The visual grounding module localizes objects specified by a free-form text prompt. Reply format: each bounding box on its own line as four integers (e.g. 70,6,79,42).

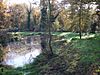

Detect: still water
3,35,42,67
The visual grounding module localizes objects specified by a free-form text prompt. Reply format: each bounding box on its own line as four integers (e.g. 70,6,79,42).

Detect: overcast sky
6,0,39,5
6,0,62,6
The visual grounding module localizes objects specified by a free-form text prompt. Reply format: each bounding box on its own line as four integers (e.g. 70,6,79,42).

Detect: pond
2,35,42,67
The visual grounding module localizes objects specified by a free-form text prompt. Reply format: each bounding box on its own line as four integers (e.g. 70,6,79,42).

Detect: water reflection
4,35,42,67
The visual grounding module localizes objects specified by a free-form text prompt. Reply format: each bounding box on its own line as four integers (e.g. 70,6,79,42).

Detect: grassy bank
0,32,100,75
22,33,100,75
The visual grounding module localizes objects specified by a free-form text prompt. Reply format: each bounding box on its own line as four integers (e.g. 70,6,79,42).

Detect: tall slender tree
78,0,82,39
48,0,54,56
39,0,60,57
25,2,33,31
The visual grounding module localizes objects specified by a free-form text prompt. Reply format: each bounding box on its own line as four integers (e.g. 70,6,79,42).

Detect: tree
48,0,54,56
25,2,33,31
53,0,99,33
0,1,6,29
96,6,100,32
39,6,48,32
0,0,7,64
39,0,48,56
32,7,40,31
8,4,26,31
39,0,61,57
78,0,82,39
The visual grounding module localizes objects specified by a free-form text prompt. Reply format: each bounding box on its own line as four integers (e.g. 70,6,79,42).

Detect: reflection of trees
0,33,10,65
28,54,34,63
26,36,31,44
3,35,41,66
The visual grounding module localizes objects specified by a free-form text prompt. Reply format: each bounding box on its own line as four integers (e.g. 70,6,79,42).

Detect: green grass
0,67,24,75
72,34,100,64
8,32,43,36
72,34,100,52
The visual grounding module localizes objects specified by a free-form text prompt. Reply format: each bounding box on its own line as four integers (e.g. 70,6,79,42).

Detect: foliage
0,1,6,29
0,0,99,32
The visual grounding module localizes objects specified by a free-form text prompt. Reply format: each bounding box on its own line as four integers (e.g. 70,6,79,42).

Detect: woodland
0,0,100,75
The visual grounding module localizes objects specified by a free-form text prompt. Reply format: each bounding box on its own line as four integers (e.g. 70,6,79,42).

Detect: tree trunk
48,0,54,56
27,12,31,31
39,4,48,55
79,0,82,39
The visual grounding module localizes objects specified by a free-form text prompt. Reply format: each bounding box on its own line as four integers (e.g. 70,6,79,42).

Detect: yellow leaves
0,1,9,29
97,12,100,15
0,2,6,8
0,1,6,10
0,2,3,8
95,69,100,73
33,9,40,17
4,12,10,17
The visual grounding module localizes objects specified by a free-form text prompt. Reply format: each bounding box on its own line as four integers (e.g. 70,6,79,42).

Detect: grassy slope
21,32,100,75
72,35,100,63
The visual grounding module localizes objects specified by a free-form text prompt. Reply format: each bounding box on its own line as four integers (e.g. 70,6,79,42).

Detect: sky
6,0,62,6
6,0,39,6
5,0,98,11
